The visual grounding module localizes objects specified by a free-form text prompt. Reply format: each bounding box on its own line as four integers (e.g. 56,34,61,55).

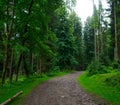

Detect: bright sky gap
74,0,109,22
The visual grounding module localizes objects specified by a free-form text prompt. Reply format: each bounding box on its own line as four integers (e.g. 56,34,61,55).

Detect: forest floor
23,72,109,105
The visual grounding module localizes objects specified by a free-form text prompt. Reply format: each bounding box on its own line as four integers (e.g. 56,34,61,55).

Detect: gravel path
23,72,109,105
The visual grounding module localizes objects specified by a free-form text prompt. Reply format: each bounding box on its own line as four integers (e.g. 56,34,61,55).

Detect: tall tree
113,0,119,62
83,17,94,64
2,0,16,84
54,6,77,70
107,0,120,62
92,0,97,60
69,12,84,70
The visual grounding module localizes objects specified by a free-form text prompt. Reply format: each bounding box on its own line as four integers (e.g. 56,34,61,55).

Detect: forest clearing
0,0,120,105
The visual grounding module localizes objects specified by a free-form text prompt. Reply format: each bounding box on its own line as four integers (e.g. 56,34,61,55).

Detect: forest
0,0,120,105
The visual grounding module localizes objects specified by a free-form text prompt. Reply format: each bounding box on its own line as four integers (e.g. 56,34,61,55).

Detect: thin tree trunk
2,45,9,84
39,58,42,77
99,0,103,58
37,56,39,73
23,54,29,77
9,48,14,83
32,53,34,73
2,0,15,84
100,26,103,53
2,5,9,84
97,34,100,61
15,54,22,82
114,0,118,62
93,0,97,60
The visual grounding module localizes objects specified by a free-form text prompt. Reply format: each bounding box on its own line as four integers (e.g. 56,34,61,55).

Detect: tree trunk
15,54,22,82
9,48,14,83
2,45,9,84
37,56,39,73
2,0,15,84
1,91,23,105
98,0,102,61
39,58,42,77
93,0,97,60
32,53,34,73
15,0,34,81
23,54,29,77
97,34,100,61
114,0,119,62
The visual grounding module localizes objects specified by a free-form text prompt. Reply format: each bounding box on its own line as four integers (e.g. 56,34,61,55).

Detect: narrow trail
23,72,109,105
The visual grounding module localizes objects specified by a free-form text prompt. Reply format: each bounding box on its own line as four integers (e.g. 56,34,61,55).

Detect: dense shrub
112,62,120,69
87,60,108,76
46,66,60,77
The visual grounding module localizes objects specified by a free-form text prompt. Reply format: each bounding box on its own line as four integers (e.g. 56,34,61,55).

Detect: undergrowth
0,71,70,105
78,70,120,105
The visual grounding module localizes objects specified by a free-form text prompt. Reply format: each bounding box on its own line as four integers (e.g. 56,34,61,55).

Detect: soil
23,72,110,105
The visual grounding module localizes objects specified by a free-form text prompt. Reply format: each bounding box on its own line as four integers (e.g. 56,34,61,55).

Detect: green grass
78,72,120,105
0,71,70,105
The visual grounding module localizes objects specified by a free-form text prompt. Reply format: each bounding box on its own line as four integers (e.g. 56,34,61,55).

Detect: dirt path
23,72,109,105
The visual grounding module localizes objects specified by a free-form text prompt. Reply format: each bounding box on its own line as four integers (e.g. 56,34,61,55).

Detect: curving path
23,72,109,105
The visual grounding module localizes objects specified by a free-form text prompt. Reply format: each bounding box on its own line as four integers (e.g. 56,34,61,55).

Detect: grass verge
78,72,120,105
0,71,70,105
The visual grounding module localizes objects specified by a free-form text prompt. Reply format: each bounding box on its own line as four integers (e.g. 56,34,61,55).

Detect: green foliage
105,72,120,90
46,69,70,77
78,72,120,105
47,66,60,77
107,0,120,62
52,6,78,70
112,61,120,69
69,12,85,70
51,66,60,72
0,71,69,105
83,17,94,64
0,76,49,105
56,31,77,70
87,60,108,76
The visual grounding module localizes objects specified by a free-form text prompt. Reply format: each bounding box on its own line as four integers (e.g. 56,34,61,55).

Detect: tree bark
98,0,103,61
15,54,23,82
37,56,39,73
93,0,97,60
1,91,23,105
114,0,119,62
40,58,42,76
2,0,15,84
23,54,29,77
32,53,34,73
9,48,14,83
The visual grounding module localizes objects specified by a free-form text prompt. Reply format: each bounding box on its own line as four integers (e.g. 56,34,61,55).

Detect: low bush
87,60,108,76
112,61,120,69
